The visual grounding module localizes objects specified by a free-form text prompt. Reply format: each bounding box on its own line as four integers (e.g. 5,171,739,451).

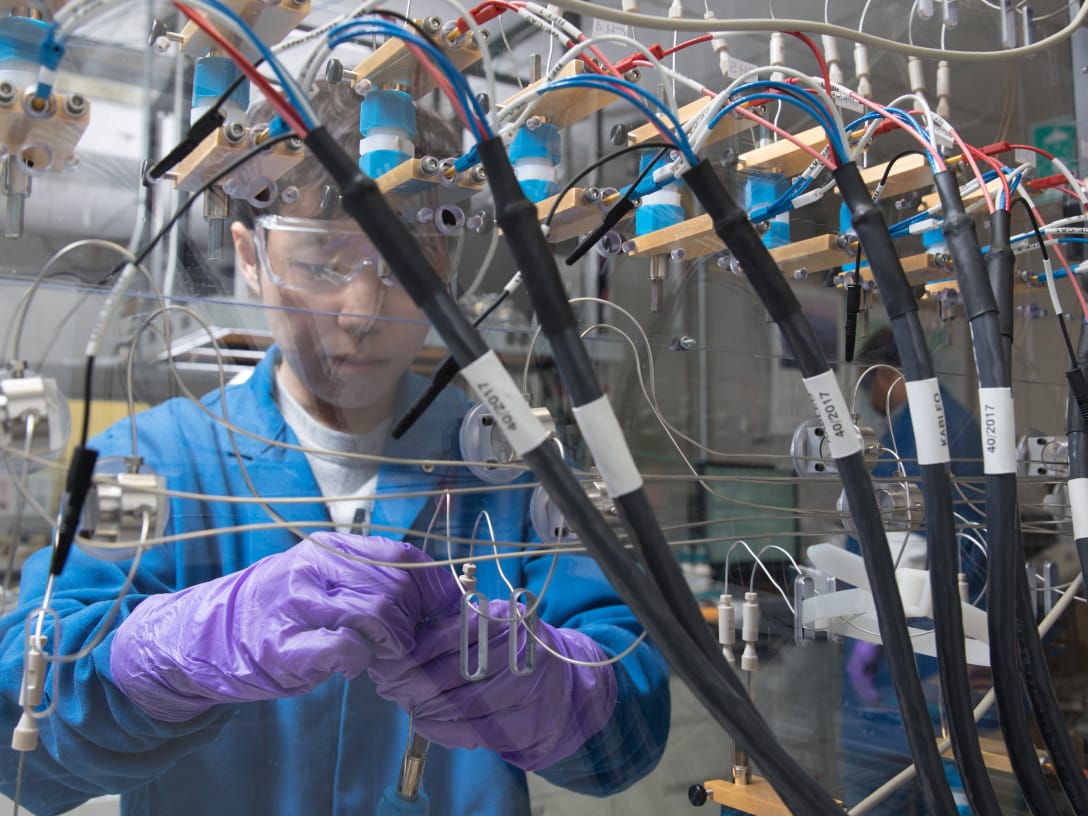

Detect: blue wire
544,75,698,165
185,0,317,130
328,19,492,141
707,88,847,162
722,80,847,159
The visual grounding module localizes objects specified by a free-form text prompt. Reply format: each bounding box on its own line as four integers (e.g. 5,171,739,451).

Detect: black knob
688,784,709,806
609,123,630,146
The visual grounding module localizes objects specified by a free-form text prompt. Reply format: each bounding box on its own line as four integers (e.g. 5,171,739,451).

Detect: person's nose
336,273,387,336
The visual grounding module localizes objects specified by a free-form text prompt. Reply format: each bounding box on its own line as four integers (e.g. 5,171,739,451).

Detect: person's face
232,215,433,420
866,367,904,416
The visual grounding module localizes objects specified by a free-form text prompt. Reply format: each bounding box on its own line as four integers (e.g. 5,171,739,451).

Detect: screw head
688,784,709,806
223,122,246,144
0,81,16,105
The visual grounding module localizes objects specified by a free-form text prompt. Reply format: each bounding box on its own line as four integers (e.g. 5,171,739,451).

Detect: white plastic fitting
742,591,760,643
854,44,872,98
822,36,844,85
908,56,926,97
936,60,951,119
621,0,639,12
769,32,785,84
719,593,736,663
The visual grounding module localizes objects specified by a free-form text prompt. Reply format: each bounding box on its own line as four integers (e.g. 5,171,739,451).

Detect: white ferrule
908,57,926,96
742,591,760,643
719,594,735,646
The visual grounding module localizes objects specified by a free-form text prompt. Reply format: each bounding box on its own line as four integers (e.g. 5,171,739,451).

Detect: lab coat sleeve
522,550,670,796
0,415,232,814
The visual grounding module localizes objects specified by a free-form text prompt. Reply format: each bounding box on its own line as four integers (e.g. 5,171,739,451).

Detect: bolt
672,335,696,350
420,155,439,175
284,137,303,153
621,239,637,254
793,267,808,280
469,165,487,184
64,155,80,170
424,16,442,34
624,68,641,83
581,187,601,204
421,463,435,474
0,81,15,105
526,115,543,131
416,207,434,223
223,122,246,144
352,78,371,96
280,186,300,204
609,123,630,146
670,247,686,261
64,94,87,117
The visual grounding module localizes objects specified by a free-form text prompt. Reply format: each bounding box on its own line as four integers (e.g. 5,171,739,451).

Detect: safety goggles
253,215,395,293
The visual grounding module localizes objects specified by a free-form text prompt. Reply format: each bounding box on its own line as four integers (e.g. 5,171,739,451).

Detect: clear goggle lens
254,215,394,292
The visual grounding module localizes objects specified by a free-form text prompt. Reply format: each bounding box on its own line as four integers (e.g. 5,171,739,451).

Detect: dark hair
855,326,902,368
233,79,462,226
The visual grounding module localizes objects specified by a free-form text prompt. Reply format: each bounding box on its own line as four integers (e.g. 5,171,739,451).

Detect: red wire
173,2,308,136
786,31,832,96
968,145,1011,211
658,34,713,57
1007,143,1055,161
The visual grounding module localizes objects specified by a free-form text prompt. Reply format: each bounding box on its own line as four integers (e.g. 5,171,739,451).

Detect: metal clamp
508,589,536,677
460,591,489,681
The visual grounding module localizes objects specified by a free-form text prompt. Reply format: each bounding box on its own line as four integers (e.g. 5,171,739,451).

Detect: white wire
544,0,1088,63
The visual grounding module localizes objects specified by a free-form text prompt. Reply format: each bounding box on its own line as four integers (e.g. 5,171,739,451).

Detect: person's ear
231,222,261,296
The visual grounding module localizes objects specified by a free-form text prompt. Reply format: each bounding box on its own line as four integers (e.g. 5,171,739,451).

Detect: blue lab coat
0,349,670,816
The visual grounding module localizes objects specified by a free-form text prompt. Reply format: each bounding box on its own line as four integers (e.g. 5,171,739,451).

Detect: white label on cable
802,370,863,459
978,387,1017,474
726,56,759,79
462,351,549,456
1013,148,1036,168
572,395,643,497
905,378,950,465
1070,478,1088,540
591,18,631,39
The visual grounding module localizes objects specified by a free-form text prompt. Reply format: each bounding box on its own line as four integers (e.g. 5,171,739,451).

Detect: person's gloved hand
846,639,883,704
368,596,618,771
110,533,452,722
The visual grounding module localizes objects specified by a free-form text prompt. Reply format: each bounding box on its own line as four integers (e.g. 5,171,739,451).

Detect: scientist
0,82,669,815
841,326,985,813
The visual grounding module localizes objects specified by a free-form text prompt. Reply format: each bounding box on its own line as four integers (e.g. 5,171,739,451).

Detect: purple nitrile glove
110,533,454,722
368,597,618,772
846,639,883,704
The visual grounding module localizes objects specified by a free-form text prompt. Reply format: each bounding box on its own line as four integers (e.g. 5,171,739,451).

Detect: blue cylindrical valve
0,17,47,87
359,88,417,179
191,56,249,125
745,172,789,248
510,121,560,203
634,151,683,236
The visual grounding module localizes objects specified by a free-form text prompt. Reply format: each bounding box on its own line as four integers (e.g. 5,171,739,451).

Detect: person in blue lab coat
840,326,986,813
0,82,669,815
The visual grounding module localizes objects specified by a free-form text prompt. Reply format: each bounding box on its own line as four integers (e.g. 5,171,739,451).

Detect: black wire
565,145,669,265
1009,197,1082,363
876,149,927,199
78,134,293,450
544,141,671,228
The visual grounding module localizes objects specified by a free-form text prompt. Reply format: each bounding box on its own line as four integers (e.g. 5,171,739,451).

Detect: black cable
684,157,955,815
1070,323,1088,587
543,141,671,229
305,127,846,816
844,249,863,363
875,149,927,200
835,162,1002,816
934,170,1068,816
565,145,668,265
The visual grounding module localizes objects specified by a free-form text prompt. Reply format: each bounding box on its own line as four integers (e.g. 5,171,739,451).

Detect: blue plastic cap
192,56,249,112
509,123,560,165
267,116,291,138
359,89,417,139
0,17,48,65
360,148,411,179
